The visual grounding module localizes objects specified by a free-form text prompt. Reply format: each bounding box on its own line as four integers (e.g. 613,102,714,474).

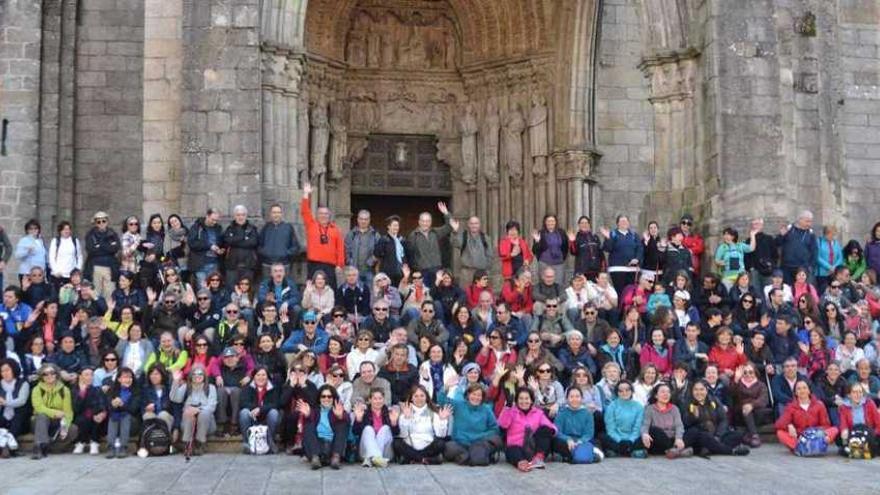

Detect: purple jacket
866,240,880,276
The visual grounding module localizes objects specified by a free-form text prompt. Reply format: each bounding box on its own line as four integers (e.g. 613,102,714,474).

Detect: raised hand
332,400,345,418
401,402,413,419
566,229,576,242
478,334,490,349
296,399,311,417
146,287,157,305
437,201,449,216
514,365,526,383
527,375,538,391
389,407,400,424
531,230,541,242
449,217,460,232
303,182,313,197
599,227,611,239
438,405,452,420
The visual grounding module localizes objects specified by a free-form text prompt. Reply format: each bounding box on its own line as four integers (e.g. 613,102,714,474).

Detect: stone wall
179,0,262,220
73,0,145,229
0,0,42,277
594,0,655,229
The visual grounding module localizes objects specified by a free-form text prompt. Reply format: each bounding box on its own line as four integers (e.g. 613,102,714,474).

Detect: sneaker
371,456,389,468
732,445,750,456
678,447,693,458
748,434,762,448
530,454,546,469
362,457,372,467
329,454,341,470
311,456,323,470
631,449,648,459
593,447,605,462
73,442,85,455
89,441,100,455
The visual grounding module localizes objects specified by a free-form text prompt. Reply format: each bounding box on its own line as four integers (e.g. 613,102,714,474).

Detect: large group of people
1,186,880,471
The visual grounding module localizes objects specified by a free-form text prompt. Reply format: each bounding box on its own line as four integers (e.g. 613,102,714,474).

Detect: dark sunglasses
104,357,117,362
412,275,423,280
226,310,239,314
527,339,540,344
332,314,345,318
195,343,208,348
163,300,176,305
304,320,317,325
537,368,552,373
95,219,108,224
373,307,388,312
422,309,434,313
197,297,210,301
545,304,557,309
331,372,344,378
584,310,597,315
681,220,693,226
320,394,334,399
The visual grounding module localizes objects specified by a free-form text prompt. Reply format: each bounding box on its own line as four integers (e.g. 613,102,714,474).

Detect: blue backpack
571,441,595,464
794,427,828,457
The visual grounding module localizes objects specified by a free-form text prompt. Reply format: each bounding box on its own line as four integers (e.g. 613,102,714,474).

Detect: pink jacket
497,406,557,447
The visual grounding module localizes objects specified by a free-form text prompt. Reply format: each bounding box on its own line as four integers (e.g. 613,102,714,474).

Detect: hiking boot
311,456,323,470
732,445,750,456
678,447,693,458
604,449,618,458
330,454,341,470
748,434,762,448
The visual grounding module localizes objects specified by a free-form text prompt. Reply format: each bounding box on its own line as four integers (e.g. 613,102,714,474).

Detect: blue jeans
239,408,281,451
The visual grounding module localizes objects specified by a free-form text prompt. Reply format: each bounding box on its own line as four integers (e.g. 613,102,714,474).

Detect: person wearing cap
239,366,281,454
84,211,120,302
171,363,217,455
187,208,225,291
212,346,249,436
301,183,345,288
662,227,692,285
670,290,700,336
30,363,78,459
679,214,705,278
281,310,329,356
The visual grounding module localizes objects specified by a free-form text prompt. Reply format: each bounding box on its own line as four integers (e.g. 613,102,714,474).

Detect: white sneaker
593,447,605,462
73,442,85,454
89,441,100,455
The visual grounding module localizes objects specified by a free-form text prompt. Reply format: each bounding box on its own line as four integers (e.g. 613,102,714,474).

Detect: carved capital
261,52,288,90
551,149,599,180
639,48,700,103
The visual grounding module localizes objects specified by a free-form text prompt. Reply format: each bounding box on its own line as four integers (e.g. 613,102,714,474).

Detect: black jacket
141,384,173,415
663,243,693,284
279,381,318,413
252,349,288,385
373,234,407,280
84,228,120,280
378,365,419,404
223,221,259,272
72,384,107,416
336,284,370,318
745,232,778,273
240,383,281,417
570,231,604,275
187,218,224,272
682,397,729,436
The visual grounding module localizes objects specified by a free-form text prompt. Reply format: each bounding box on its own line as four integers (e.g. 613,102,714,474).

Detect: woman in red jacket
707,327,747,381
475,328,518,381
838,382,880,454
501,269,534,319
498,221,534,281
774,380,838,451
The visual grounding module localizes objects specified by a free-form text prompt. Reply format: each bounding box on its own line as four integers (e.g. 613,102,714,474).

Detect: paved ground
1,444,877,495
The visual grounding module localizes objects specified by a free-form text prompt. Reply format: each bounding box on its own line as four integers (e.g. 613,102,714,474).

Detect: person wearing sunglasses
119,215,143,275
323,364,352,411
281,310,329,356
171,364,217,455
215,303,250,351
406,300,449,349
300,384,348,469
530,298,574,352
179,289,221,346
84,211,121,302
30,363,78,459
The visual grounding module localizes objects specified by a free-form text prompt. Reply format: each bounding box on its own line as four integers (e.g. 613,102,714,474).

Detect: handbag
247,425,270,455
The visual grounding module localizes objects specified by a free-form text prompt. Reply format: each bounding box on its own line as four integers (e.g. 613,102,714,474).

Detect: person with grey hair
776,210,817,285
222,205,259,288
171,363,217,455
345,209,379,287
405,202,454,289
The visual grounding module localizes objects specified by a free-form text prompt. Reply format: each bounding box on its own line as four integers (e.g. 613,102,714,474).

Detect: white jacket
417,361,458,399
48,236,83,278
398,404,448,450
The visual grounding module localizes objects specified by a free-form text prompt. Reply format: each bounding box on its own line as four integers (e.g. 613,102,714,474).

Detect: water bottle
114,437,121,453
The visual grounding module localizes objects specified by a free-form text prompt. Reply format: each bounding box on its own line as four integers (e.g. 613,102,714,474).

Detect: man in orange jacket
301,183,344,288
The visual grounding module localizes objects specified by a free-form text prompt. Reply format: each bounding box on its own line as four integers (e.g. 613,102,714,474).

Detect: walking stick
765,362,775,407
185,411,198,462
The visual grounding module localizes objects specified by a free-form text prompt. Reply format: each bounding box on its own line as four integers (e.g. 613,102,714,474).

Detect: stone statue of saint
309,101,330,178
482,98,500,184
459,103,478,185
503,104,525,182
328,101,348,180
528,94,548,176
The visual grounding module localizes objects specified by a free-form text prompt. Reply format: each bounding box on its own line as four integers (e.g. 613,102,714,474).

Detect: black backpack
140,418,172,456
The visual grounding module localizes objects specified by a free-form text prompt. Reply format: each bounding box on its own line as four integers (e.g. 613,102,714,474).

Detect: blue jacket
558,346,597,377
603,230,644,268
0,302,32,337
439,390,500,446
281,327,329,354
141,384,172,415
768,329,800,365
258,277,302,312
604,398,643,443
554,405,595,443
770,372,807,408
258,221,301,265
776,225,817,270
815,238,843,277
488,316,528,348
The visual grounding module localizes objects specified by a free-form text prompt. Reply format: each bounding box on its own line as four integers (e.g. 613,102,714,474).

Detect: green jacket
31,381,74,424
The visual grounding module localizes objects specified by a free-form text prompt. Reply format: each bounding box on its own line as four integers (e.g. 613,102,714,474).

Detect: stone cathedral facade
1,0,878,269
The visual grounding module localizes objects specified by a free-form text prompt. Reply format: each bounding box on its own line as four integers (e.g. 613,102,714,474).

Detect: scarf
429,362,444,397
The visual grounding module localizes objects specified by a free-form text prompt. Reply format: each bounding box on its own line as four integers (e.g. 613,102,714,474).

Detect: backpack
846,425,873,460
139,419,171,456
460,231,489,256
247,425,270,455
794,427,828,457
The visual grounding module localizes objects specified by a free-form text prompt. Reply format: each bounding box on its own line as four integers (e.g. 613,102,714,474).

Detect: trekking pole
765,363,775,407
185,411,198,462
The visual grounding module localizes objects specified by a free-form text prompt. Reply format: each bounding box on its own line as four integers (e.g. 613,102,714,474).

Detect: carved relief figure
329,101,348,180
503,104,526,182
528,94,549,176
309,101,330,178
482,98,500,183
459,103,478,185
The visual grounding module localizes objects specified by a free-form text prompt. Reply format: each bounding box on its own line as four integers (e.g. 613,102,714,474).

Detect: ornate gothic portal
260,0,602,237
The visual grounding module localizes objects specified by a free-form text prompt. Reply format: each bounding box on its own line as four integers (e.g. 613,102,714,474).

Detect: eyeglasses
195,343,208,348
743,300,754,304
584,310,597,315
233,342,245,347
489,335,501,340
95,219,108,224
830,285,841,289
209,278,220,283
357,337,371,342
292,368,304,373
545,304,557,309
527,339,540,344
197,297,210,301
163,300,176,305
373,307,388,312
537,368,551,373
331,372,344,378
226,310,239,314
320,394,333,399
42,371,57,376
412,275,423,280
743,370,755,375
128,222,139,226
422,309,434,313
333,314,345,318
165,272,177,278
681,220,693,226
618,386,632,392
